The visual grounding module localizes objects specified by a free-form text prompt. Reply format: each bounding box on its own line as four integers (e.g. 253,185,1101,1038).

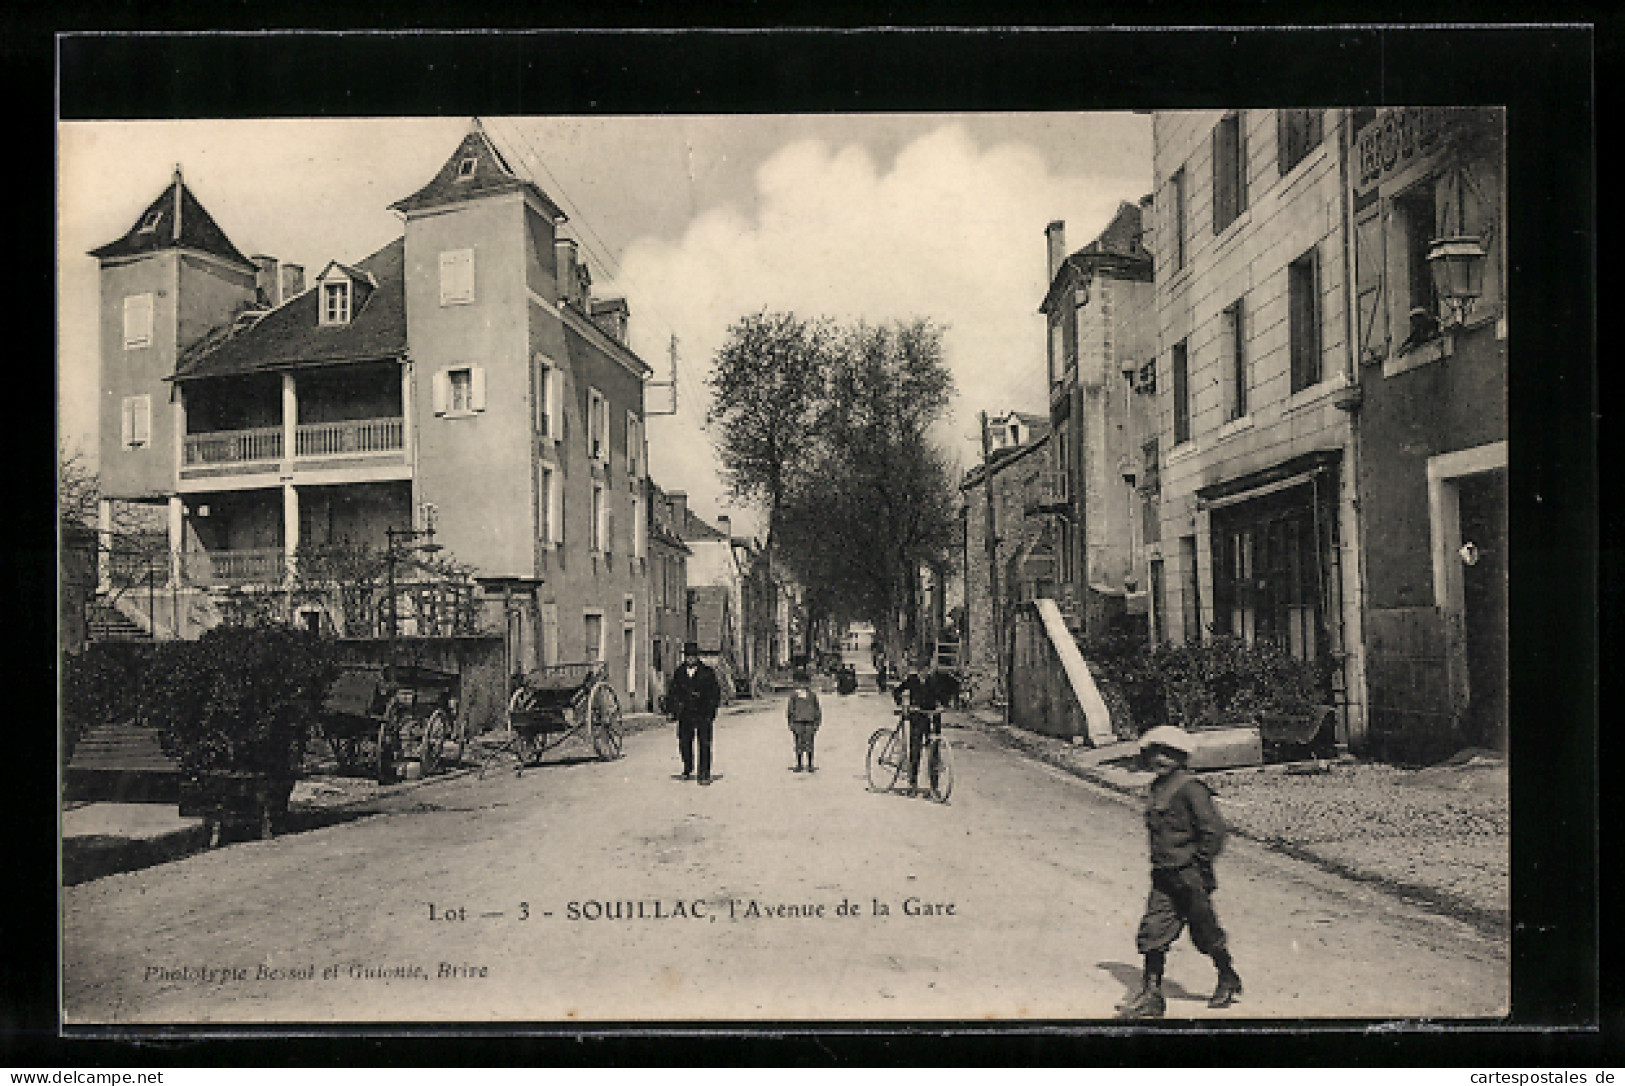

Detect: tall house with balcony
1346,108,1506,760
92,122,655,706
1149,109,1367,747
1037,201,1155,638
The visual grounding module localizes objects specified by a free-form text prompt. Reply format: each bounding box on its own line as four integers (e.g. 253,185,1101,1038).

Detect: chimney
1045,221,1067,280
590,298,630,344
668,491,688,533
555,238,579,306
717,514,732,541
252,254,280,307
280,263,305,302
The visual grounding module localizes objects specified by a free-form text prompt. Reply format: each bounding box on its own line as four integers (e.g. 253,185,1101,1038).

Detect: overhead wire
487,118,712,415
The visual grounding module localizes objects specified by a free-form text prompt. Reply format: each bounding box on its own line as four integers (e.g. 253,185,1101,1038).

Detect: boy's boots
1117,952,1167,1019
1115,980,1166,1019
1208,968,1243,1009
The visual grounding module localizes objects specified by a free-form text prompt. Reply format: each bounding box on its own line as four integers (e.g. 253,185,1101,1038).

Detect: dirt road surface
62,689,1508,1024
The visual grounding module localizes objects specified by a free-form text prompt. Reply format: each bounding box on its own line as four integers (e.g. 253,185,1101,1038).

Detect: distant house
959,412,1053,704
644,478,692,711
89,120,657,709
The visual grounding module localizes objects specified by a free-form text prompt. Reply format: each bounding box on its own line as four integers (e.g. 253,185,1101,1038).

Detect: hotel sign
1354,107,1446,198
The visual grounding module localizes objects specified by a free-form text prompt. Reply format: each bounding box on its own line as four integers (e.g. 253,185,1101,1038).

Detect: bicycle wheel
926,735,955,802
866,727,903,792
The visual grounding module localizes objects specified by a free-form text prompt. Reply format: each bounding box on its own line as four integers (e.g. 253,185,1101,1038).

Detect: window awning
1195,449,1341,510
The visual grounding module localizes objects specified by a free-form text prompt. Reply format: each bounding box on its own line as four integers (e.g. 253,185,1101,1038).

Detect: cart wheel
588,681,623,761
420,709,449,777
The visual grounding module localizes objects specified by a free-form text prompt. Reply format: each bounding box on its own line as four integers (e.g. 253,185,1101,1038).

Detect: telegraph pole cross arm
644,334,679,416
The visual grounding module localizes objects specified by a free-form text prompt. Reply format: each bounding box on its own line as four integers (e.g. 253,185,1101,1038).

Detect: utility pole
979,411,1001,704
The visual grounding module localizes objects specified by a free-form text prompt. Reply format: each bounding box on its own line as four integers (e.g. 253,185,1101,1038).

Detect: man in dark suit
666,641,722,785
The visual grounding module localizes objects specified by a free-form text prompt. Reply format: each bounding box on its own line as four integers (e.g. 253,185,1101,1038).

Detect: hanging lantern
1427,234,1487,326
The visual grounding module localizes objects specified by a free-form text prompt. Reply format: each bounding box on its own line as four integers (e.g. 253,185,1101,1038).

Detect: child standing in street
1117,726,1243,1019
786,667,822,772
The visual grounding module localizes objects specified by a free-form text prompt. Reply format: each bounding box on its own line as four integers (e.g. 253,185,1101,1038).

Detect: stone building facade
1149,109,1368,747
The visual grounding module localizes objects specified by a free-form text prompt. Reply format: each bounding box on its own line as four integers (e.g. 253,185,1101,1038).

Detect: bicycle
866,704,954,802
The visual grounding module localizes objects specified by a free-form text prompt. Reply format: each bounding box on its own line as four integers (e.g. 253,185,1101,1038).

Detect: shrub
138,626,336,778
1078,633,1328,735
60,641,157,767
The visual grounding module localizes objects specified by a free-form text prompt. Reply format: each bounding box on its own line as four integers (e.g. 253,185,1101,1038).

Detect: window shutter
1235,113,1248,213
550,369,563,439
1354,207,1388,362
1459,156,1503,313
608,509,617,555
132,395,150,445
432,370,449,415
471,366,487,411
440,249,475,305
1213,123,1231,233
124,293,153,349
121,397,133,447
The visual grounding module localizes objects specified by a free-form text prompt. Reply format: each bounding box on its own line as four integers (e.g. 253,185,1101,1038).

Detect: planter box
1186,726,1264,771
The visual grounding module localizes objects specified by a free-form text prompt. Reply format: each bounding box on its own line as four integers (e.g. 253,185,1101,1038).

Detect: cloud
619,121,1144,535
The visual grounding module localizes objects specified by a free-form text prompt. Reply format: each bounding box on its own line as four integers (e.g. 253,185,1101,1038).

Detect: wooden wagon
318,664,465,781
478,661,623,777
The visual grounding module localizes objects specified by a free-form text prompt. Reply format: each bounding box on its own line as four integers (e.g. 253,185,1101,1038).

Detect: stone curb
957,712,1510,938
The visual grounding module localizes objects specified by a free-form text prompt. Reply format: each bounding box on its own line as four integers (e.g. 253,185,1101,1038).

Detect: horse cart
317,664,464,782
479,661,623,777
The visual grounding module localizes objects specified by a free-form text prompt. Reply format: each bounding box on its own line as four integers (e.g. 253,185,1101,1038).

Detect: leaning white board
1033,597,1117,747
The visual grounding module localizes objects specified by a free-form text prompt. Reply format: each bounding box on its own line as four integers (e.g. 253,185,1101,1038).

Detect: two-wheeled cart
317,664,463,781
479,661,624,777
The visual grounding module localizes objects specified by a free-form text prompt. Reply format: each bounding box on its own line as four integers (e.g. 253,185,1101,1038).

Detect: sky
58,114,1152,534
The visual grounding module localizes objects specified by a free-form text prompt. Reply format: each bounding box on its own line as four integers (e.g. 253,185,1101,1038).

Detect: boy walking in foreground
786,666,822,772
1117,726,1243,1019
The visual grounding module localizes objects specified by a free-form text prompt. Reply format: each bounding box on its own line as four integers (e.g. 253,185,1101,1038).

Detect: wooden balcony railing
295,417,405,457
183,427,282,466
183,548,286,586
1024,471,1071,518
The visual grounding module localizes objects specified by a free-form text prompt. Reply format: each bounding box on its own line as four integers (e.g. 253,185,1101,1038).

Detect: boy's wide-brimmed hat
1138,726,1195,759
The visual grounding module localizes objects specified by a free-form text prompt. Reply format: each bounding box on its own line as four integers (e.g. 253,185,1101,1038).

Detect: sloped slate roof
1040,200,1153,313
389,125,566,221
89,174,254,270
680,511,728,543
175,237,407,380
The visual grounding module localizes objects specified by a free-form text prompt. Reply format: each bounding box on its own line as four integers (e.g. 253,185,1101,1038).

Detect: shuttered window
1169,168,1186,270
1224,299,1248,421
1289,249,1322,392
535,355,561,439
432,365,485,416
591,483,606,552
1277,109,1324,175
587,388,609,461
123,293,153,349
1171,340,1190,445
121,394,151,448
439,249,475,306
1354,206,1388,363
1213,112,1247,234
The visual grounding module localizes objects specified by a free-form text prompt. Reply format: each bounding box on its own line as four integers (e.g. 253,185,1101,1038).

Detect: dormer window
136,208,163,234
322,280,351,325
456,156,478,180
